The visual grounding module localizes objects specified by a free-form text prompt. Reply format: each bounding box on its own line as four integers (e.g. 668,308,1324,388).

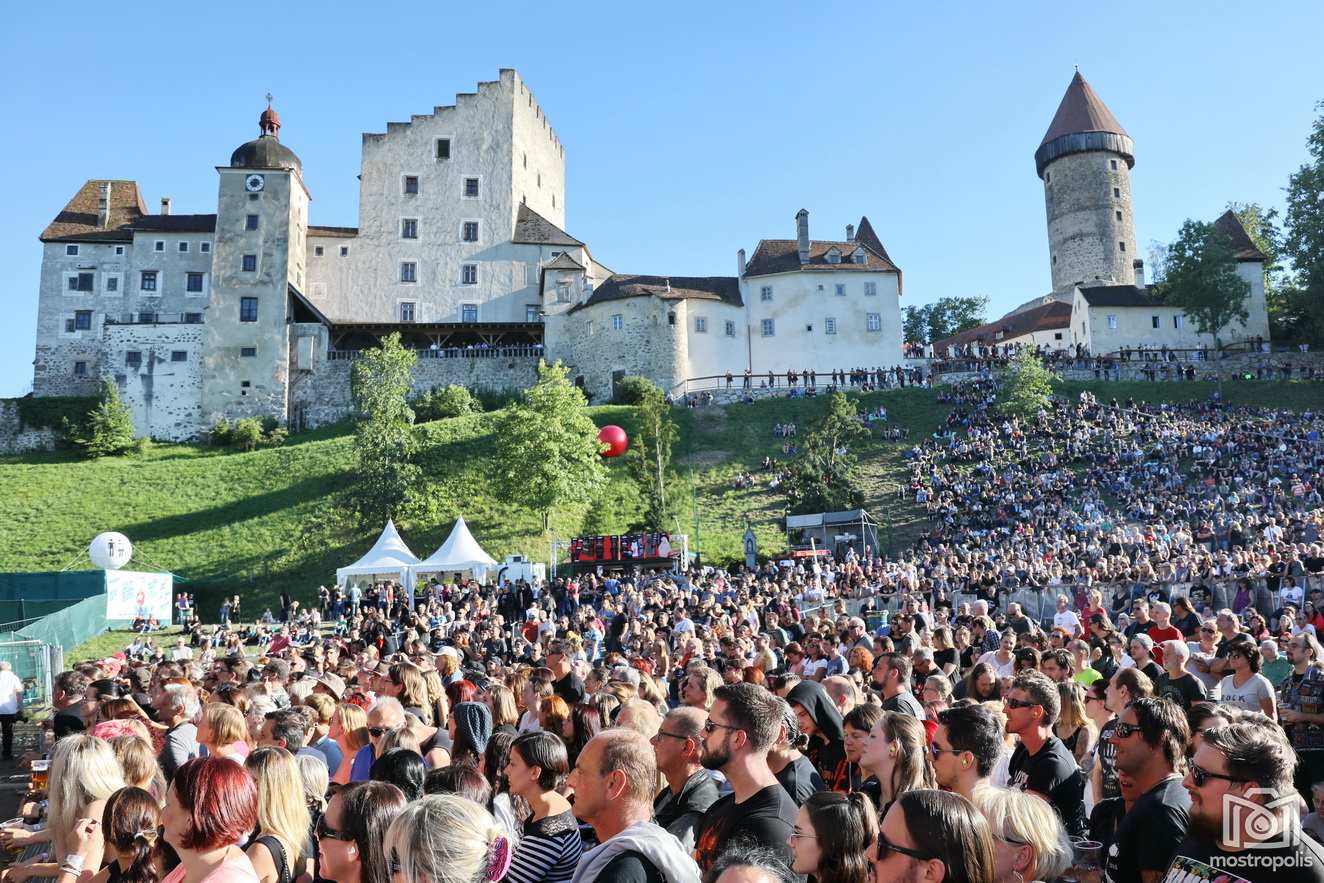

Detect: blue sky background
2,1,1320,396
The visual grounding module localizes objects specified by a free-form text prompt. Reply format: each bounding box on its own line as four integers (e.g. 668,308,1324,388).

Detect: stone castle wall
0,400,62,454
1044,150,1136,290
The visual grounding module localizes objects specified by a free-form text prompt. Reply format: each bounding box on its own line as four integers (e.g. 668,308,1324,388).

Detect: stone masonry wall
0,400,61,454
104,324,205,441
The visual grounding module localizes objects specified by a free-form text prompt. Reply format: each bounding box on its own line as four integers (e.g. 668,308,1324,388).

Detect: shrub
414,385,478,421
74,379,137,459
260,415,280,435
264,427,288,448
210,416,232,446
232,418,264,452
13,395,97,432
473,388,520,412
612,376,658,405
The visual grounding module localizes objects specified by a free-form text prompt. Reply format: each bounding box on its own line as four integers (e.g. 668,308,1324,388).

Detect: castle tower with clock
202,101,308,423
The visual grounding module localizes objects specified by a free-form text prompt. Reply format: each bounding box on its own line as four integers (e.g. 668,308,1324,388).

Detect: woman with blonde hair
4,734,126,882
484,684,519,734
198,703,250,764
331,704,369,786
422,670,448,731
1053,681,1097,765
383,795,510,883
975,786,1073,883
858,711,935,813
244,748,313,883
111,735,168,804
387,664,432,726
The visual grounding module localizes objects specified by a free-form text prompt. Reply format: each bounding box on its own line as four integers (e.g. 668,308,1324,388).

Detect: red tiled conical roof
1040,71,1128,147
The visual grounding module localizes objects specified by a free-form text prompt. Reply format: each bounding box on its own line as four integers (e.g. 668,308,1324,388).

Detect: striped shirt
505,809,583,883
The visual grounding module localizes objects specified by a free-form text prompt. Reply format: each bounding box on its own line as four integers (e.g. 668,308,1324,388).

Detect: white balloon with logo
88,532,133,570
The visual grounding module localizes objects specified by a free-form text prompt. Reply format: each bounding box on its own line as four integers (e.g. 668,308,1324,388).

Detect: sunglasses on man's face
1188,760,1248,788
316,816,354,841
876,831,934,863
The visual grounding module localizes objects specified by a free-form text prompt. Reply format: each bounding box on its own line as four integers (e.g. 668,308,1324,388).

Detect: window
760,285,773,302
65,244,79,256
853,251,866,264
240,297,258,322
240,347,257,358
241,381,251,387
1111,159,1118,170
1115,210,1122,221
403,175,419,195
200,242,210,253
864,282,877,297
68,272,94,292
1107,314,1118,329
725,320,736,337
825,317,837,335
401,219,418,239
1174,315,1184,330
1119,241,1126,252
464,178,480,198
400,302,416,322
125,351,142,367
1151,315,1160,329
116,245,126,255
171,351,188,362
242,254,257,272
761,319,775,337
184,312,202,324
1054,332,1063,341
186,272,204,293
835,284,846,297
461,264,478,285
526,305,542,322
73,361,87,377
435,139,450,159
154,241,165,252
140,270,158,291
611,314,624,331
462,221,479,242
556,282,570,303
339,246,349,257
400,262,417,283
178,241,189,253
74,310,93,330
461,304,478,323
106,276,118,292
246,214,259,231
1045,171,1051,183
866,312,882,332
1053,254,1058,265
1113,187,1120,198
314,246,324,257
695,317,708,333
826,250,840,264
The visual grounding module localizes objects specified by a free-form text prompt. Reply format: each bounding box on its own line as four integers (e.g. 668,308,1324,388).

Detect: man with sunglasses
870,789,996,883
1004,671,1088,836
693,683,797,873
1103,697,1190,883
652,707,720,852
1165,720,1324,882
932,703,1002,801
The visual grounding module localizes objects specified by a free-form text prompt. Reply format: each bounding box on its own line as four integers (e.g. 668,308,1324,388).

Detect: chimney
796,209,809,264
737,248,746,277
97,183,112,228
160,197,172,216
846,223,855,242
1133,258,1145,288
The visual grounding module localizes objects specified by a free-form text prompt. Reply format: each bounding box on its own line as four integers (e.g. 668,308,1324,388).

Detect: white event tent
410,515,497,586
335,519,419,587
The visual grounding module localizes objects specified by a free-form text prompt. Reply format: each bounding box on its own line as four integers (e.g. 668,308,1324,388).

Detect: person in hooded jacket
767,699,826,806
785,681,849,792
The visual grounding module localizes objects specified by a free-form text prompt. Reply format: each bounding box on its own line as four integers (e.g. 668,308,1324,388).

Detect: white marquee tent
335,519,419,586
410,515,497,585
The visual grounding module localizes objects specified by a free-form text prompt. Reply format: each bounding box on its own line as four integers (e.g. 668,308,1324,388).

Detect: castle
30,70,906,439
934,70,1270,356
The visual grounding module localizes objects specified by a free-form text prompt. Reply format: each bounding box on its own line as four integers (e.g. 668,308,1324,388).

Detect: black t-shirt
1103,776,1190,883
935,647,958,673
1157,672,1209,711
553,671,586,705
694,783,797,871
882,691,925,719
775,755,826,806
1161,832,1324,883
597,851,666,883
53,709,85,739
1008,735,1087,836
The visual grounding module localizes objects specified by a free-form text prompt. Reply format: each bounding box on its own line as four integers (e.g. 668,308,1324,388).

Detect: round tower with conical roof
1036,71,1136,292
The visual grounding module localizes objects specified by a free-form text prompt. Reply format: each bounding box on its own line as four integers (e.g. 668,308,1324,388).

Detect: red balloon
597,424,629,458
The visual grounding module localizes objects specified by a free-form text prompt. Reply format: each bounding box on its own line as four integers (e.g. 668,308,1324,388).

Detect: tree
903,297,989,344
74,378,136,458
350,333,420,526
903,305,928,345
783,392,868,515
231,418,264,452
998,349,1054,419
492,360,607,531
629,379,678,530
1282,102,1324,340
1154,219,1249,347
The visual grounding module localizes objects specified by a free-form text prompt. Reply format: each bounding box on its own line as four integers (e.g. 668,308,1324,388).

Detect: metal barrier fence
326,345,544,362
0,639,62,709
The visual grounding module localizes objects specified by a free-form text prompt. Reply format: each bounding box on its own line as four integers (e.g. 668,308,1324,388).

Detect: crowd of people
7,381,1324,883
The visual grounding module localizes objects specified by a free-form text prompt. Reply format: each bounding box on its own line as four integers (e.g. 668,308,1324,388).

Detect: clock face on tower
244,174,265,192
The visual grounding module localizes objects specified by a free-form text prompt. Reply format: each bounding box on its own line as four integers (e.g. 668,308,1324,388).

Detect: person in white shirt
1052,594,1082,638
0,661,25,760
170,638,194,662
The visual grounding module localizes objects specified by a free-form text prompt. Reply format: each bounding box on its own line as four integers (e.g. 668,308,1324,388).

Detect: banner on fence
105,570,173,622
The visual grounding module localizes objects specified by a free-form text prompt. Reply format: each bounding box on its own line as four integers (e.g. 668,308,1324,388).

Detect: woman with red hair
160,756,260,883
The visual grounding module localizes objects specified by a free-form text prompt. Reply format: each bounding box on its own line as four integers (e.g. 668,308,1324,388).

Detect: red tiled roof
1214,210,1268,263
933,300,1072,349
40,180,147,242
1041,71,1128,146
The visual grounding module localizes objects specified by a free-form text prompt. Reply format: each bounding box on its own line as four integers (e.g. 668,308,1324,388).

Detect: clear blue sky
2,2,1320,397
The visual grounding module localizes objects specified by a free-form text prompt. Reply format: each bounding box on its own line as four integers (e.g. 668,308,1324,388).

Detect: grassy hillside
5,378,1322,620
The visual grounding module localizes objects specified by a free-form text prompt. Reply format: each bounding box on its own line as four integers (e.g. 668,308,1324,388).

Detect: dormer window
851,249,866,264
825,248,841,264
